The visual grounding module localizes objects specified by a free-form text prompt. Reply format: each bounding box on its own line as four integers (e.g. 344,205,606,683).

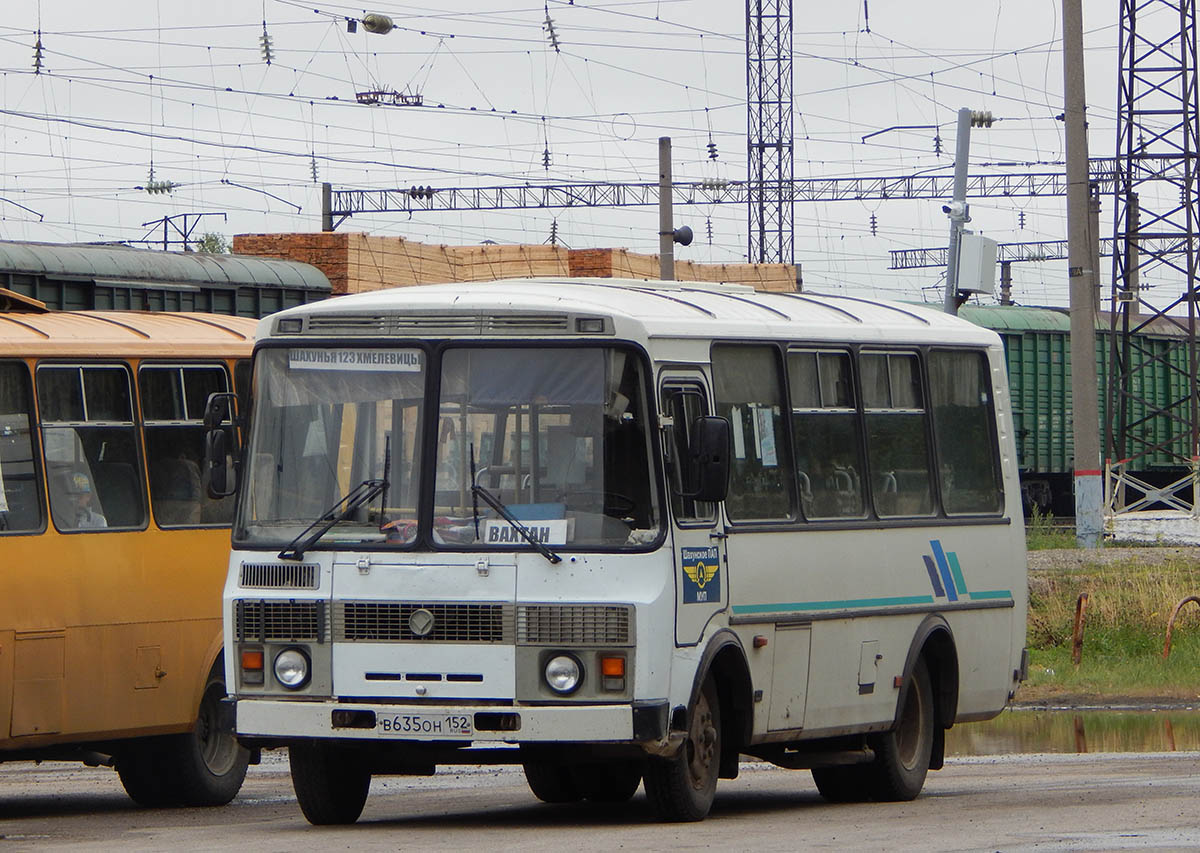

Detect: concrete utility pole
659,137,675,280
1063,0,1103,547
942,108,974,316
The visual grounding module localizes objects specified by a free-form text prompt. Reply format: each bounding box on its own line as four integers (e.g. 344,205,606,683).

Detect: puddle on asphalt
947,709,1200,755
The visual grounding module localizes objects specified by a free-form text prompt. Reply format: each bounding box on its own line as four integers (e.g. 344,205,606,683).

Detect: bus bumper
234,698,662,743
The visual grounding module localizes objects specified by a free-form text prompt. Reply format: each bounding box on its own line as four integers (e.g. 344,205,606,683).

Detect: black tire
522,759,583,803
115,671,249,808
116,739,177,807
644,676,721,822
866,657,934,801
289,742,371,825
574,760,643,803
810,765,871,803
172,674,251,806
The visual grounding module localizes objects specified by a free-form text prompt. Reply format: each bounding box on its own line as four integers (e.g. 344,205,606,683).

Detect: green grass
1022,557,1200,701
1025,507,1076,550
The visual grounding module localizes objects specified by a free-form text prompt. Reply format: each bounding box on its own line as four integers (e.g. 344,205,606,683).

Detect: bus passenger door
661,377,726,646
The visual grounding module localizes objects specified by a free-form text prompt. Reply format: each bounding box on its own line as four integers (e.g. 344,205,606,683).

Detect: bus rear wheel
116,671,249,807
866,657,934,801
644,676,721,822
289,742,371,825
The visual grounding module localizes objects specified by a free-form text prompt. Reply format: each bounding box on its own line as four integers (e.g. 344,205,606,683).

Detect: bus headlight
544,654,583,695
273,648,311,689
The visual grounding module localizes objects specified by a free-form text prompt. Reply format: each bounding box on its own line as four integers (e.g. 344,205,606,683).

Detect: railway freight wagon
958,305,1192,517
0,240,331,318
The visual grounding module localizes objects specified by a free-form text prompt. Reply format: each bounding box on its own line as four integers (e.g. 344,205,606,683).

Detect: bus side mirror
203,392,237,431
687,416,730,503
203,392,241,499
205,428,234,497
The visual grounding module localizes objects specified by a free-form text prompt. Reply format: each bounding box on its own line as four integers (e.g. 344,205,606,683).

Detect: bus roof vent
240,562,319,590
390,314,479,334
306,314,390,334
484,314,570,333
300,312,586,336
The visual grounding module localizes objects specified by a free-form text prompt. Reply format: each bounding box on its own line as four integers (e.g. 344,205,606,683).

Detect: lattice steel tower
746,0,794,264
1107,0,1200,516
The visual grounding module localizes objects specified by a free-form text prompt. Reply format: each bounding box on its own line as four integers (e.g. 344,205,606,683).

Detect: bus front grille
336,602,511,643
516,604,634,646
236,600,324,642
240,562,319,590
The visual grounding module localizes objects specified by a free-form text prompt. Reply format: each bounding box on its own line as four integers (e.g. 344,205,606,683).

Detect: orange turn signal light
600,656,625,677
241,649,265,671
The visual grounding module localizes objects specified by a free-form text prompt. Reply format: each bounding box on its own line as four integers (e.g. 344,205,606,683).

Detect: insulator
869,212,878,236
705,217,713,244
260,25,273,65
1018,210,1026,229
549,219,559,245
542,147,551,169
543,13,560,52
362,13,394,35
707,139,718,160
310,155,319,183
145,179,176,195
33,34,44,73
933,134,942,156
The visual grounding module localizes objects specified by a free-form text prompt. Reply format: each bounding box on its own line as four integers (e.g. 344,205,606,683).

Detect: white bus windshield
237,344,660,551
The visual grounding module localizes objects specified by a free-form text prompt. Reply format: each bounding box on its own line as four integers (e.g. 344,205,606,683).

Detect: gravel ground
1028,545,1200,571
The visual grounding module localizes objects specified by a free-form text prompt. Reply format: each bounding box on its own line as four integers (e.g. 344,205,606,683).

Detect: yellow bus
0,291,256,806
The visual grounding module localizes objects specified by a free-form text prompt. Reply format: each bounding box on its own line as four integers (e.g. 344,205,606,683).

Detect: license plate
377,712,473,738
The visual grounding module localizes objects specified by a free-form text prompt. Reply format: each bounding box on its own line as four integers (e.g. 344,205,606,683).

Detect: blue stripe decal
930,540,958,602
947,550,969,595
922,555,945,597
967,590,1013,601
732,594,935,615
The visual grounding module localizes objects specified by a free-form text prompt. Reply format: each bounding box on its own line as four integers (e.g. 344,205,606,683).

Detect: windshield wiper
471,481,562,565
278,478,387,561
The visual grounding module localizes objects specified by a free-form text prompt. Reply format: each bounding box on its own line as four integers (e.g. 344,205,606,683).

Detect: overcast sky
0,1,1138,306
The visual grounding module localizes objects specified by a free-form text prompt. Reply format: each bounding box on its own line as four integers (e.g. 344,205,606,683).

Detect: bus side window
861,352,935,518
787,350,866,520
711,345,796,522
39,364,146,532
0,361,44,533
662,386,716,524
141,365,233,526
928,350,1004,514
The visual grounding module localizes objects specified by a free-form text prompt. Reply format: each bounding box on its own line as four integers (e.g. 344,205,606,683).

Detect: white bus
212,278,1027,824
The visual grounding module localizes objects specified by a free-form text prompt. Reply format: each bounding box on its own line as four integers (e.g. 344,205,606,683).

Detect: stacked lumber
568,247,798,292
341,234,457,292
234,233,798,294
449,244,568,282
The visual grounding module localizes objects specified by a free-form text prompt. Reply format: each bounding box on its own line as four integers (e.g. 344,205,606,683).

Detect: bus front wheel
644,676,721,822
115,670,249,807
289,742,371,825
522,759,582,803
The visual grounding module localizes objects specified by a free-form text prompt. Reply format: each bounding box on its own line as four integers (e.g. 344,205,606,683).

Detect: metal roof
0,310,257,357
267,277,999,347
0,240,330,293
961,304,1195,338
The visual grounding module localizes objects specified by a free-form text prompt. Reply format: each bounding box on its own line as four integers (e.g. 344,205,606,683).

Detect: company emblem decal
408,608,435,637
681,546,721,603
922,539,968,602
